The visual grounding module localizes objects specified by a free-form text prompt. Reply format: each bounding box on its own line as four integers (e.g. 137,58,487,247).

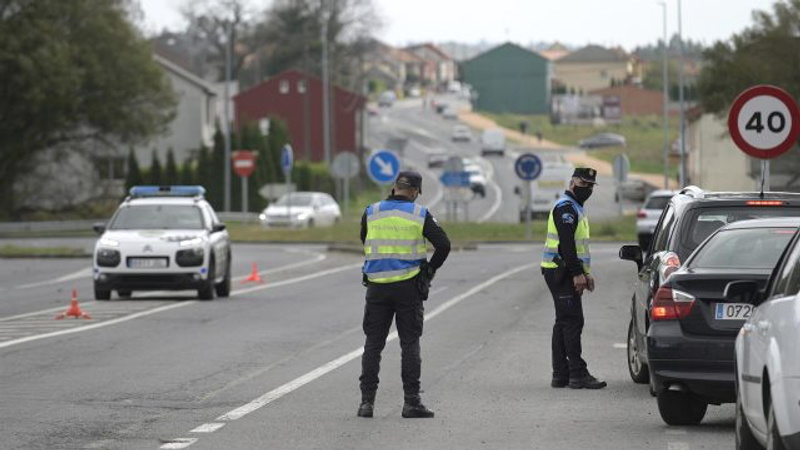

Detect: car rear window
678,206,800,259
689,228,795,270
644,196,671,210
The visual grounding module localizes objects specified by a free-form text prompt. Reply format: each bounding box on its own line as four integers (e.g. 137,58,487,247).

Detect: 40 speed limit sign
728,85,800,159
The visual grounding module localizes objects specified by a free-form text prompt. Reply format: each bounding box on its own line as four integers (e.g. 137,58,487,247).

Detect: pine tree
179,160,195,185
164,148,179,185
207,126,225,210
196,145,211,192
149,149,162,185
124,148,142,191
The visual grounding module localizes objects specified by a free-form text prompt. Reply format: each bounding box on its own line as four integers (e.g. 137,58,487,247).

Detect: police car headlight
99,238,120,247
176,247,204,267
179,237,204,247
96,248,121,267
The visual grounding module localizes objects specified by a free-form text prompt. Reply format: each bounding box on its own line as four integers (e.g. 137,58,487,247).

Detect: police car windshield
109,205,204,230
275,194,314,207
688,228,795,270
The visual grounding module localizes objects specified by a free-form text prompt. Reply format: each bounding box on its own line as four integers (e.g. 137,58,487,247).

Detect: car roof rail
678,185,704,199
703,191,800,199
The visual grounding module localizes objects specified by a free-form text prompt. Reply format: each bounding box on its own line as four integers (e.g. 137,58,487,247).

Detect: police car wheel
215,258,231,298
95,287,111,301
198,259,216,301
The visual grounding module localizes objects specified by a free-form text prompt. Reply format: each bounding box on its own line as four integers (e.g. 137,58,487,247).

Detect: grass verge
0,245,91,258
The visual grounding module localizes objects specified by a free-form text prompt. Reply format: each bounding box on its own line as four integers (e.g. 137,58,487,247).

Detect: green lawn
485,113,680,175
0,245,90,258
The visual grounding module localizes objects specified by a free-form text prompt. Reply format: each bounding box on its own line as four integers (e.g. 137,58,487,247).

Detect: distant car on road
579,132,626,149
92,186,231,301
427,153,449,169
442,106,458,119
463,160,487,198
731,225,800,450
480,129,506,157
637,190,676,249
451,125,471,142
259,192,341,229
378,91,396,107
618,178,657,202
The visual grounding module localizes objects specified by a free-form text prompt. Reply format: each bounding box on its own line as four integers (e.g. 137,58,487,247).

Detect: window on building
280,80,290,94
93,156,126,180
297,79,306,94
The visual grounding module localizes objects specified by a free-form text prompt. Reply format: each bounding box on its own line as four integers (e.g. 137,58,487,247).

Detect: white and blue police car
92,186,232,301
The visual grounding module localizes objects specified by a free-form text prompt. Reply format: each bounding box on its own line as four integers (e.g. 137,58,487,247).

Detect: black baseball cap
572,168,598,185
395,171,423,193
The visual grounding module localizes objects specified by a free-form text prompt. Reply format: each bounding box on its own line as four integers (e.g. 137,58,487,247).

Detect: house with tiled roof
554,45,633,93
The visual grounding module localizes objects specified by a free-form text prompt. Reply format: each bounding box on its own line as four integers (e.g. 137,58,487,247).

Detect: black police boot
568,374,607,390
402,396,434,418
357,393,375,418
551,377,568,388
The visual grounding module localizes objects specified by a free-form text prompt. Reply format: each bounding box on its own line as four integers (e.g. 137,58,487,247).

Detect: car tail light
637,210,647,219
651,286,695,321
658,252,681,282
746,200,784,206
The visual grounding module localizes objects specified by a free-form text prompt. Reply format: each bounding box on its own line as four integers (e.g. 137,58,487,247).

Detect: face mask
573,186,593,203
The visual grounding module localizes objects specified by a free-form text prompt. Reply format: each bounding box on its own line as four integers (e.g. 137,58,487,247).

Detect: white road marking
612,343,627,349
475,156,503,223
232,263,361,296
231,252,326,282
15,266,93,289
213,263,535,423
159,438,198,449
0,303,99,323
190,423,226,433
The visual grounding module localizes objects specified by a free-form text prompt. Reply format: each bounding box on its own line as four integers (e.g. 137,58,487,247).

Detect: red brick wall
590,85,664,117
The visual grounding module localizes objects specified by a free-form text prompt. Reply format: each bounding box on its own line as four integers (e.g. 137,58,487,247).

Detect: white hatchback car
259,192,341,228
730,227,800,450
636,190,676,249
93,186,231,301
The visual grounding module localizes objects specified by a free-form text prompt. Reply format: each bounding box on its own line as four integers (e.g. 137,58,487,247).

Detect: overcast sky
139,0,778,50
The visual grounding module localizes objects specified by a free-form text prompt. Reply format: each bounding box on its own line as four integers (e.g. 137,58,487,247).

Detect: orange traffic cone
243,263,263,283
55,289,92,320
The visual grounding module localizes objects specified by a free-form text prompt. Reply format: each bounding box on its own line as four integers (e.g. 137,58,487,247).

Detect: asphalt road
366,96,640,223
0,241,734,449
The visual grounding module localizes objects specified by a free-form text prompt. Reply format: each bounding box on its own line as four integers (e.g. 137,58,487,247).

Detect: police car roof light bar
129,185,206,198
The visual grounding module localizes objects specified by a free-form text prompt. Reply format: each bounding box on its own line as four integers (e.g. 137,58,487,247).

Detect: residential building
589,85,664,117
686,112,755,191
233,69,366,163
405,43,456,87
362,39,409,91
554,45,632,93
461,42,552,115
539,42,570,61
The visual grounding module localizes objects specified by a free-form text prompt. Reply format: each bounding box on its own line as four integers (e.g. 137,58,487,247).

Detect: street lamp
658,1,669,189
677,0,687,187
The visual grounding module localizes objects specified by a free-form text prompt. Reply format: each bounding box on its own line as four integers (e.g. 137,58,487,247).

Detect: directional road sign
440,171,471,187
367,149,400,185
331,152,360,180
514,153,543,181
281,144,294,176
728,85,800,160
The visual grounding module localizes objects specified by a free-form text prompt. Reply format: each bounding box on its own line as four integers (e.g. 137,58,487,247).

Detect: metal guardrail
216,212,260,223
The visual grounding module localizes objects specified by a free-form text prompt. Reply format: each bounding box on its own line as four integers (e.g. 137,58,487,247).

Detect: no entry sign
232,151,257,178
728,85,800,159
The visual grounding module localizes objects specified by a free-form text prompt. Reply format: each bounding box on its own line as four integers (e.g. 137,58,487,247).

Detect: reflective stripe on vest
541,196,592,273
363,200,428,283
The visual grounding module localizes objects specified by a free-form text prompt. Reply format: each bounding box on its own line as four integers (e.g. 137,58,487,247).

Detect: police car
92,186,232,301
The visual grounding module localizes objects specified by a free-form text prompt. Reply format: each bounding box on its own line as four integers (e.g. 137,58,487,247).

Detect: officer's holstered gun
552,256,567,284
417,262,435,301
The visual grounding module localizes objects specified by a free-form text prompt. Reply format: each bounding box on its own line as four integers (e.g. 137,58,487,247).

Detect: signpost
442,156,468,221
281,144,294,217
232,150,257,213
728,85,800,193
612,154,630,215
331,151,360,216
514,153,543,240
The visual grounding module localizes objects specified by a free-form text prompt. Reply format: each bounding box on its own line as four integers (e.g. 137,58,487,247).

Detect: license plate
714,303,754,320
128,258,168,269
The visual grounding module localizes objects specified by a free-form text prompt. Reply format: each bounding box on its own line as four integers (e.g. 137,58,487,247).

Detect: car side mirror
724,280,762,305
93,222,106,235
619,245,643,271
211,223,226,233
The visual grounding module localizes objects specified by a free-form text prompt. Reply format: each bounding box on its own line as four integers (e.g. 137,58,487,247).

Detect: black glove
417,262,436,301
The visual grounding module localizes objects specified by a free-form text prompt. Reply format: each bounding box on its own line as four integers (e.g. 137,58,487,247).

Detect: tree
125,148,143,191
179,160,195,185
0,0,176,217
196,145,212,193
149,150,163,185
164,148,179,185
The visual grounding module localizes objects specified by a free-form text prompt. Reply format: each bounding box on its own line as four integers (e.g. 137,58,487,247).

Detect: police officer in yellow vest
358,171,451,418
541,168,607,390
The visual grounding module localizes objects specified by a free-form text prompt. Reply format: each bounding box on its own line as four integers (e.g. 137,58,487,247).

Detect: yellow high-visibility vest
363,200,428,283
541,196,591,274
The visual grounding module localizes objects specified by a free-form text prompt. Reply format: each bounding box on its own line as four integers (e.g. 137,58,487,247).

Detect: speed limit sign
728,85,800,159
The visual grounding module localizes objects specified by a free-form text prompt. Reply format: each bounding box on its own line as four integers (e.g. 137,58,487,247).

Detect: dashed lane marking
15,266,93,290
613,343,627,349
190,423,226,433
159,438,198,449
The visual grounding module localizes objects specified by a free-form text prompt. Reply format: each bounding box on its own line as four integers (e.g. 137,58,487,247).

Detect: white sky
139,0,778,50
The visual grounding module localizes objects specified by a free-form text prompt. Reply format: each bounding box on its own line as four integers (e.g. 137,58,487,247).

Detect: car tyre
117,290,132,299
657,390,707,425
766,400,787,450
736,393,762,450
627,319,650,384
198,259,216,301
215,257,231,298
95,286,111,301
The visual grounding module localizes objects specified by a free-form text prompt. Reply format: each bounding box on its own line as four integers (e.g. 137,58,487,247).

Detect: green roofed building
461,42,552,115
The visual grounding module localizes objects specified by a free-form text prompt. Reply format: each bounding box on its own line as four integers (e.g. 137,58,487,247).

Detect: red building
233,70,365,162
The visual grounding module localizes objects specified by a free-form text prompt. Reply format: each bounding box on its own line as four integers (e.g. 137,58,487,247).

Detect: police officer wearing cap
358,171,451,418
541,168,607,390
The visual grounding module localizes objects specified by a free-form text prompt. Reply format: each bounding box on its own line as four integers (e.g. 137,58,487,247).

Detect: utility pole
223,20,232,211
321,3,332,165
677,0,687,187
660,1,669,189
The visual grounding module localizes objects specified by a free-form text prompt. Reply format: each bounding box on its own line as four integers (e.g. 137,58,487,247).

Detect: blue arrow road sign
367,150,400,185
440,171,471,187
514,153,543,181
281,144,294,176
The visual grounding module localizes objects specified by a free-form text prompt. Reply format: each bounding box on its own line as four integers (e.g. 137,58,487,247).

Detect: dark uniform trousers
359,277,424,400
543,269,588,379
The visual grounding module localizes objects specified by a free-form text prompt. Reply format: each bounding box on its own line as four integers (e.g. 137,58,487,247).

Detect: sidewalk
459,111,678,189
